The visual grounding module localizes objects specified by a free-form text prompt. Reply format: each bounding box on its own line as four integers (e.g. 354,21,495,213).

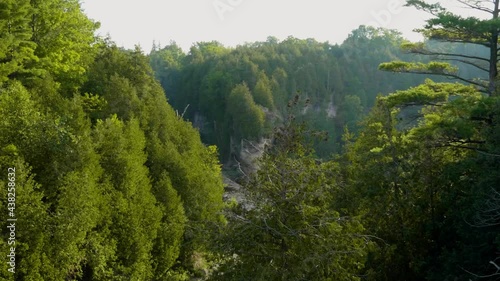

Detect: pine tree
380,0,500,95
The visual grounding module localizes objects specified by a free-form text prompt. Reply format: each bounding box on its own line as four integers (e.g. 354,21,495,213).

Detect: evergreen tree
345,80,500,280
28,0,98,93
253,71,275,109
215,103,367,280
0,0,37,83
380,0,500,95
227,83,265,141
94,116,162,279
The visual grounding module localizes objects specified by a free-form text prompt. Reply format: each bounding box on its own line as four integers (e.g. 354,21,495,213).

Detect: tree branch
386,69,488,91
435,143,500,157
418,29,491,47
437,58,489,73
456,0,494,14
406,47,490,63
233,155,249,179
461,260,500,279
427,36,491,47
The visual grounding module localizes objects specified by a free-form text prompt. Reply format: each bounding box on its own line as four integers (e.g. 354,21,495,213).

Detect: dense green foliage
346,1,500,279
150,28,434,161
342,80,500,280
213,109,368,281
0,1,223,280
0,0,499,280
381,0,499,95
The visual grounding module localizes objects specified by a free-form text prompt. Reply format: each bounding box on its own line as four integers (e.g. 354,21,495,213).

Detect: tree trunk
489,0,499,96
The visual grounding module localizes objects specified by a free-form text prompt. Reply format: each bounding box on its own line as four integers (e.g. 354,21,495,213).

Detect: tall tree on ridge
380,0,500,95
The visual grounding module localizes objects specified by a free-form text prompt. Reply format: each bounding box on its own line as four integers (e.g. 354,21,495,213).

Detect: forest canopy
0,0,499,280
0,1,224,280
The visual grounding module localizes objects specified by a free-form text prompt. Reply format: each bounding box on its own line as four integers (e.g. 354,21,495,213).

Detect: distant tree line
0,0,498,280
150,26,486,162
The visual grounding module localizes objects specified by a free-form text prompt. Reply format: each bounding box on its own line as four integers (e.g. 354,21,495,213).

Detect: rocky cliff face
192,111,271,205
222,175,244,202
236,137,270,175
223,137,270,208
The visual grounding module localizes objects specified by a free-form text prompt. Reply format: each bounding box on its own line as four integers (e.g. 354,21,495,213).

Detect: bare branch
427,36,491,47
233,155,249,179
491,260,500,271
473,187,500,226
437,58,489,73
457,0,494,14
475,149,500,157
461,258,500,279
461,267,500,278
407,47,490,63
387,69,488,91
180,104,190,118
435,143,500,157
241,138,264,153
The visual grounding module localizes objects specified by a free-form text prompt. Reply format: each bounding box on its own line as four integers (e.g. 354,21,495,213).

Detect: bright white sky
80,0,481,52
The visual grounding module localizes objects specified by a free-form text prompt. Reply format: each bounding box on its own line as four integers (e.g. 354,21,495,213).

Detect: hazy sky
80,0,474,52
